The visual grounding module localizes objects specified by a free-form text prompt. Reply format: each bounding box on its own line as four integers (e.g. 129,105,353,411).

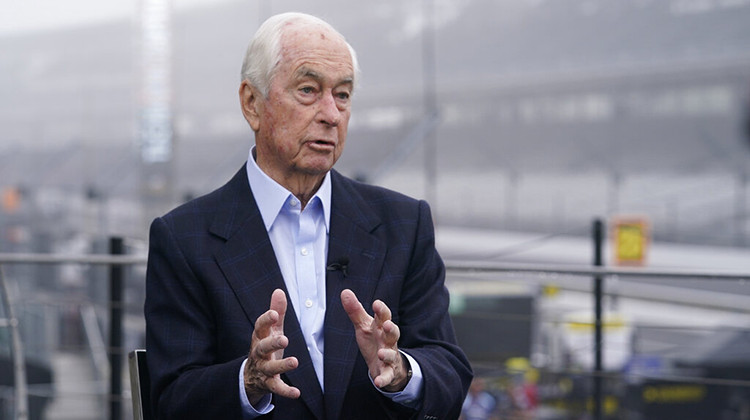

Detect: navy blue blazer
145,165,472,419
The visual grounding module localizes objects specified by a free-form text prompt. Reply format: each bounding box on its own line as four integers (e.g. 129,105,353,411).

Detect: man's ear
239,80,262,131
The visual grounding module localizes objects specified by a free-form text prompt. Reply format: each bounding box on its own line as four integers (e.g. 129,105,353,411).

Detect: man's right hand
244,288,301,405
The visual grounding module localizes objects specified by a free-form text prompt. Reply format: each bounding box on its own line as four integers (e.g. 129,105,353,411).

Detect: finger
244,355,299,397
253,309,280,341
341,289,372,327
266,376,301,399
373,368,395,389
373,301,400,347
372,299,392,326
254,334,289,360
381,320,400,345
258,356,299,376
378,348,400,365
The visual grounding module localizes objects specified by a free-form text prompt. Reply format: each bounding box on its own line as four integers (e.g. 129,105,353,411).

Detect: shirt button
290,198,299,207
301,248,309,256
305,299,313,308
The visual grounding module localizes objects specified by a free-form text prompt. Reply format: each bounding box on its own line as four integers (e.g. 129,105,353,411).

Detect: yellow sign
612,217,649,266
642,384,706,404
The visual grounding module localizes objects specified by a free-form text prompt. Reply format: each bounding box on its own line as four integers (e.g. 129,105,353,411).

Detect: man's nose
317,91,341,127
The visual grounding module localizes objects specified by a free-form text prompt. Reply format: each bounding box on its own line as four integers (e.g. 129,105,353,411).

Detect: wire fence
1,248,749,420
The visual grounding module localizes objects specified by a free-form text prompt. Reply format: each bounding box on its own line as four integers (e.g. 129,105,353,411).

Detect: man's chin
298,157,338,176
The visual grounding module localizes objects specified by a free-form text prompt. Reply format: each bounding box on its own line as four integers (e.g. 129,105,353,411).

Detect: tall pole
422,0,438,211
607,172,621,216
592,219,604,420
736,171,747,247
108,237,124,420
139,0,174,226
0,265,28,420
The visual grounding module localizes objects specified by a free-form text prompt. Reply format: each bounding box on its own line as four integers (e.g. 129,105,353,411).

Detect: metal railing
444,259,750,420
0,262,28,420
0,238,146,420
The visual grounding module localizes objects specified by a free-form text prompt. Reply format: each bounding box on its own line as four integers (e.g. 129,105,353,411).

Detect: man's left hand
341,289,410,392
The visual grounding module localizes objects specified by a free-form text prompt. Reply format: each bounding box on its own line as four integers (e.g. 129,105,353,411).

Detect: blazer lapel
323,172,387,420
210,166,325,419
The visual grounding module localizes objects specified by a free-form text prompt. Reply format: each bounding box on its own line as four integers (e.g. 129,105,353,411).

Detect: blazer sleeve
397,200,474,419
145,216,245,419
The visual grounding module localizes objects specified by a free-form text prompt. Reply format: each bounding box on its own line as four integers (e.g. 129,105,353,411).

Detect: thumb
269,289,287,333
341,289,371,327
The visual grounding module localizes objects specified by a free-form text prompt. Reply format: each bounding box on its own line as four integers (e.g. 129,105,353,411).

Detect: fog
2,0,750,245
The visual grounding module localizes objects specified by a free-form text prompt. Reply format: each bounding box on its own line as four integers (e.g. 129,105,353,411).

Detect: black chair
128,349,152,420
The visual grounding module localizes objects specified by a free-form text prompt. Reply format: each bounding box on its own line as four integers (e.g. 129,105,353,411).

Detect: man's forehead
279,28,353,79
283,19,339,40
293,66,354,85
281,22,350,58
282,21,343,48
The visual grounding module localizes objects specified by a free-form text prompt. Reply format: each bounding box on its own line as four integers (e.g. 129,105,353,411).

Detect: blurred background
1,0,750,419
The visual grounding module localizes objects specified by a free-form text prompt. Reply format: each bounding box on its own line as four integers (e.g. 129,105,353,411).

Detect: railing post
0,265,28,420
592,219,604,420
109,237,124,420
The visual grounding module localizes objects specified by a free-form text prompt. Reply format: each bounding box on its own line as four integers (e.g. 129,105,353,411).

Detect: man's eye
336,92,350,100
300,86,315,94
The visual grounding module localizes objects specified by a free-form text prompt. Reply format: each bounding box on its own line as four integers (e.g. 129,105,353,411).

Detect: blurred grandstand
2,0,750,245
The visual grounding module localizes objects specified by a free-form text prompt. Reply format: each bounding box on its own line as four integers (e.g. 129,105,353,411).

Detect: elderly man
145,12,472,419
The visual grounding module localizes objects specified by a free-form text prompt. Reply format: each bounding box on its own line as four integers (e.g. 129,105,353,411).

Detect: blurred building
2,0,750,246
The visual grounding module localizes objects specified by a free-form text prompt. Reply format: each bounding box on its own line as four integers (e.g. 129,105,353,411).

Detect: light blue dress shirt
239,148,423,418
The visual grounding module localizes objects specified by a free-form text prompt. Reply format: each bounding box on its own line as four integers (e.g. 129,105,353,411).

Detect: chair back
128,349,152,420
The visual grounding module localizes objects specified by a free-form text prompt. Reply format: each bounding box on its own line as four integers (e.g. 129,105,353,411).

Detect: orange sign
612,217,649,266
2,187,21,214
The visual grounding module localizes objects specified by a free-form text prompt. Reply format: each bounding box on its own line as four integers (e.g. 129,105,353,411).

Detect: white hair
240,12,360,98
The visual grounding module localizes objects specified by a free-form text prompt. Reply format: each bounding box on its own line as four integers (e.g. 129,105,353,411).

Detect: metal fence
0,238,146,420
1,238,749,420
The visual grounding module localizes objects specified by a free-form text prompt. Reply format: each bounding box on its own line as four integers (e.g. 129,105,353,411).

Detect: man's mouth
308,139,336,149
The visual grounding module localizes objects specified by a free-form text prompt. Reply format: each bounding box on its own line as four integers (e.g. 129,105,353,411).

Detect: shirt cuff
239,358,274,418
372,351,424,409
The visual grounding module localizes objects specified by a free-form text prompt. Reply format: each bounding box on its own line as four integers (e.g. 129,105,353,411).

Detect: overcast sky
2,0,224,35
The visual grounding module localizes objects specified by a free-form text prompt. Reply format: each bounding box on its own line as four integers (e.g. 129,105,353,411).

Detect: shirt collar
246,146,331,232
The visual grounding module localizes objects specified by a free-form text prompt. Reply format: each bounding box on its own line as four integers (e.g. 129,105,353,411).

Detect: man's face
248,23,354,184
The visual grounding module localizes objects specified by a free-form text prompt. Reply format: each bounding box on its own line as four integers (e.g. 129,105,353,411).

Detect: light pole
422,0,438,212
